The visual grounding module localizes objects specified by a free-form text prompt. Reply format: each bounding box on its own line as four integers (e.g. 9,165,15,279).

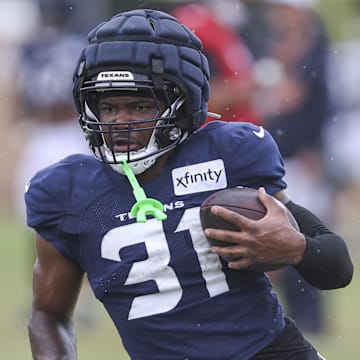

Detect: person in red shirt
172,2,261,125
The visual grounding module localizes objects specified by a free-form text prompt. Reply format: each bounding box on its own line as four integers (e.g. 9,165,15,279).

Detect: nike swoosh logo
253,126,265,139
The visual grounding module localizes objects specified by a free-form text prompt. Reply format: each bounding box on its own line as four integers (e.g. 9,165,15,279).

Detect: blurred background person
171,0,261,125
325,40,360,185
243,0,332,334
13,0,89,225
251,0,329,161
170,0,332,334
0,1,106,217
12,0,97,327
172,0,334,333
170,0,331,334
323,38,360,252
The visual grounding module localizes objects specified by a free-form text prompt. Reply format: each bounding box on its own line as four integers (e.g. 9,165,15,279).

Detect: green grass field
0,217,358,359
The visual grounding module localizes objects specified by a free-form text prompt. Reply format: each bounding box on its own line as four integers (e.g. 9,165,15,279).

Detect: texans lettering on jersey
26,121,287,360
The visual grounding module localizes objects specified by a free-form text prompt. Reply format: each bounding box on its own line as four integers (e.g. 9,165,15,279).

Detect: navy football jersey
26,121,287,360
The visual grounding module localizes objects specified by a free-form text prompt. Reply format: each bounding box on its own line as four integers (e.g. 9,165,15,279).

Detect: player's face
98,95,165,153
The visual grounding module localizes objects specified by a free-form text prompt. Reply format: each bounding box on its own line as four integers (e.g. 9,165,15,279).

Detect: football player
25,9,353,360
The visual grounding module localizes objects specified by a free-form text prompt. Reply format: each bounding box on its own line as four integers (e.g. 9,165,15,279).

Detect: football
199,187,299,272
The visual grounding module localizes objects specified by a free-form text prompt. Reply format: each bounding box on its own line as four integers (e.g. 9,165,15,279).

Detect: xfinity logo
176,169,222,187
172,160,227,195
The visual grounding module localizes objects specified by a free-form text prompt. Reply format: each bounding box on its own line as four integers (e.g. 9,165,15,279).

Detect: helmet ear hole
155,126,182,148
155,96,190,147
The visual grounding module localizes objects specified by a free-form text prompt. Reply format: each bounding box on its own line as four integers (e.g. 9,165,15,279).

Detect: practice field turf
0,218,358,359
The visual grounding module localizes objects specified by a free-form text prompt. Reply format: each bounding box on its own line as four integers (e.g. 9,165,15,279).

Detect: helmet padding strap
151,58,165,90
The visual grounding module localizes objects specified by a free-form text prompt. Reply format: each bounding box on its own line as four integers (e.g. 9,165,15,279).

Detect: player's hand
204,188,306,270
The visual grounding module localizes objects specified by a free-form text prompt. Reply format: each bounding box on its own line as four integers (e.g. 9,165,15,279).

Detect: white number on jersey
101,207,229,319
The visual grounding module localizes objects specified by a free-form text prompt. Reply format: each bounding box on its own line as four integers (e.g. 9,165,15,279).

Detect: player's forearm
286,201,354,290
296,233,353,289
29,309,77,359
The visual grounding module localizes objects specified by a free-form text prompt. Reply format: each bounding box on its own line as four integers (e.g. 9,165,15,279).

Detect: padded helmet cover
73,8,210,130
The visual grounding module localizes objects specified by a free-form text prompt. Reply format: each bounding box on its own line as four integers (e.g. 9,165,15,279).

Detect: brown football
199,187,299,272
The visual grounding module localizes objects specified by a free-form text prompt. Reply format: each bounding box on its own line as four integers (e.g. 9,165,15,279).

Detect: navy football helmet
73,9,210,174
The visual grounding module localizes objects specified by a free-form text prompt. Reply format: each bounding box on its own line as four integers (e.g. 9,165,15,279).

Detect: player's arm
29,233,84,359
207,188,353,289
283,197,354,290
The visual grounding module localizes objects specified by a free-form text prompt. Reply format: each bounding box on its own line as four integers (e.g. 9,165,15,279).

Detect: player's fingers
204,227,254,245
257,187,276,211
210,205,255,229
211,246,254,269
258,187,287,218
228,257,254,270
211,244,247,260
257,187,268,201
205,229,238,244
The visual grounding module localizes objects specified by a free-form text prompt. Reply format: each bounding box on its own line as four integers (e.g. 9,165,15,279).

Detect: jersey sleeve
216,122,287,194
25,167,81,263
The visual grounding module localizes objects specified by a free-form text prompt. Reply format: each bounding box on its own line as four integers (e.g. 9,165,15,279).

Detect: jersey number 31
101,207,230,319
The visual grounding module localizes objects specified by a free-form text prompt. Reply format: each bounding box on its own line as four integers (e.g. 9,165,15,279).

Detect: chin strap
122,160,167,222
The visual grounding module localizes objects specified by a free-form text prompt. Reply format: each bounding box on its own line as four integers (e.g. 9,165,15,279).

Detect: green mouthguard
122,160,167,222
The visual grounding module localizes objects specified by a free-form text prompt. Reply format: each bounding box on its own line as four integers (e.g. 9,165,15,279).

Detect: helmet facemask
79,70,189,175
